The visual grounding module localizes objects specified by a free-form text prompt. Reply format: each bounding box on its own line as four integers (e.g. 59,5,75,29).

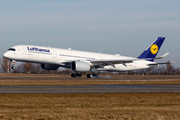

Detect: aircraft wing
90,59,134,68
58,59,134,68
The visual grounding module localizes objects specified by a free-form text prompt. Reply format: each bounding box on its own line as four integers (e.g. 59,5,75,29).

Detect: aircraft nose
3,52,9,58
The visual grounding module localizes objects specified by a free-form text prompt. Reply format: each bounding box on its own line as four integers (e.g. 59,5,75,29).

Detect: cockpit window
8,48,16,51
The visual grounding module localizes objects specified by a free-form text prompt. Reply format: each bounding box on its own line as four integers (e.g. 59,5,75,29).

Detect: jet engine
41,64,59,70
71,61,90,72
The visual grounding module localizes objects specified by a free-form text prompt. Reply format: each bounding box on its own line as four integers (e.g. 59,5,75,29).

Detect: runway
1,76,180,80
0,84,180,93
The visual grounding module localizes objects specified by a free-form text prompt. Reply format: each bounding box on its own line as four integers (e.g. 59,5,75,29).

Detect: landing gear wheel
87,74,90,78
71,73,77,78
71,73,75,77
93,74,98,78
87,74,98,78
78,73,82,77
11,60,16,70
12,66,16,70
71,73,82,78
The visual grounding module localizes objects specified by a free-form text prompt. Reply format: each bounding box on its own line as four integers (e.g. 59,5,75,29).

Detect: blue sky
0,0,180,67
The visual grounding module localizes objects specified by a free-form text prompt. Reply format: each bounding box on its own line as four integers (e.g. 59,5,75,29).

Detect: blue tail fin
138,37,165,62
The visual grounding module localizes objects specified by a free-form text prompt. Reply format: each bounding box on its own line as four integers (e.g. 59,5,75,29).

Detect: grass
0,74,180,119
0,73,180,85
0,93,180,120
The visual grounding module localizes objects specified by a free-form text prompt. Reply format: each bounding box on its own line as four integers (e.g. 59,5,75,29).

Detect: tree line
0,57,180,75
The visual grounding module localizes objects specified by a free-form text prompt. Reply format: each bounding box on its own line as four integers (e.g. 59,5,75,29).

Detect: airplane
3,37,170,78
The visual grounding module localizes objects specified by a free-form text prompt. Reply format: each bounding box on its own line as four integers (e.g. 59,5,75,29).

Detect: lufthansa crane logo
150,44,158,54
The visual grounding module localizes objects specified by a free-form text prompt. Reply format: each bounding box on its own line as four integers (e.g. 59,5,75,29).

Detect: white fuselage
3,45,156,72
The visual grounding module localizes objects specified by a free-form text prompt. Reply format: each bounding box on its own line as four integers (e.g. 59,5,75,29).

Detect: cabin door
53,51,57,58
22,47,26,55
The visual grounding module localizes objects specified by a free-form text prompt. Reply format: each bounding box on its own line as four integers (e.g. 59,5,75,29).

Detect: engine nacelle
71,61,90,72
41,64,59,70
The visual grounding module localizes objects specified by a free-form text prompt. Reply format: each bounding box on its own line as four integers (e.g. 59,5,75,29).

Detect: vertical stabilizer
138,37,165,61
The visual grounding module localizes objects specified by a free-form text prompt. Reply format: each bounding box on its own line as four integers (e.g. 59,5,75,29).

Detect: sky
0,0,180,67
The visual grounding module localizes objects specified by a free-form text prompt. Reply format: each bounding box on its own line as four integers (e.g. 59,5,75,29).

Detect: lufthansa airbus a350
3,37,170,78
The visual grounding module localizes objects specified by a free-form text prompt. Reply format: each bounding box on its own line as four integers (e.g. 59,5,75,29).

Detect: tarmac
0,84,180,93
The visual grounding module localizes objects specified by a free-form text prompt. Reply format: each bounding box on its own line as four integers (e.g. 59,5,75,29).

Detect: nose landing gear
11,60,16,70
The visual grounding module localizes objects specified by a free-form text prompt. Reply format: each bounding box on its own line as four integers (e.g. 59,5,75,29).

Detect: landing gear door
22,47,26,55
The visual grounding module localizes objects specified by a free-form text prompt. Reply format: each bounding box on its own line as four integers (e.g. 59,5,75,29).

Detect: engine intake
71,61,90,72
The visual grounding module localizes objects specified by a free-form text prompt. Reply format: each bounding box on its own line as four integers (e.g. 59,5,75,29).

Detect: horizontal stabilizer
156,52,169,59
145,52,169,60
148,61,175,67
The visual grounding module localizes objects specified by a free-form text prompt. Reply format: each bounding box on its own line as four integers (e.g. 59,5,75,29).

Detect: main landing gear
71,73,98,78
71,73,82,78
86,74,98,78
